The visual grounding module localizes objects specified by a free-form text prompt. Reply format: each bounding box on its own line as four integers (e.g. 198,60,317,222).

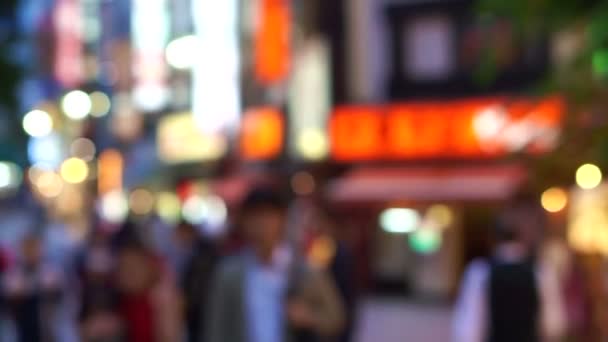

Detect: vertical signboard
288,37,331,161
254,0,291,85
191,0,241,134
54,0,84,88
131,0,170,112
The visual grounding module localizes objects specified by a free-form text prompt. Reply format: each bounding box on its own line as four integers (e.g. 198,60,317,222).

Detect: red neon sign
254,0,291,85
329,96,565,161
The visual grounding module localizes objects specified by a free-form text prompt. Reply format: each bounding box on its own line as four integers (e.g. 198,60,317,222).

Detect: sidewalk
355,298,452,342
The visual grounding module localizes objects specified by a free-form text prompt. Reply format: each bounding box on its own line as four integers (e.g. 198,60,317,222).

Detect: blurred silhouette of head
116,241,157,294
175,220,200,247
312,204,339,235
21,234,43,268
240,186,287,259
495,191,545,249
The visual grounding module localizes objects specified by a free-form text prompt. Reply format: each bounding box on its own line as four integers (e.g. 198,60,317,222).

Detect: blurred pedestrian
3,234,65,342
305,206,357,342
115,240,182,342
452,198,566,342
206,187,345,342
77,230,123,342
172,221,218,342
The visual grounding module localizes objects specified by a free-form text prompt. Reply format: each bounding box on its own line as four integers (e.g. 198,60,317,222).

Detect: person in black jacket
452,198,565,342
173,221,218,342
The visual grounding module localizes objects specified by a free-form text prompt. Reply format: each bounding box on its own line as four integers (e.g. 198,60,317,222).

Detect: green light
409,229,442,255
593,49,608,77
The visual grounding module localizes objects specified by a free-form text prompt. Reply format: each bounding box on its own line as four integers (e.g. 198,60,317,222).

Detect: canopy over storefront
327,164,527,203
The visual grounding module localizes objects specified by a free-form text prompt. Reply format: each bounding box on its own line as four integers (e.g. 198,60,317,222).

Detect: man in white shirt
452,200,566,342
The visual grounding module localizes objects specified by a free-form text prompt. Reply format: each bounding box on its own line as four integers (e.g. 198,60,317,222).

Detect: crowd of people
452,194,603,342
0,186,603,342
0,187,356,342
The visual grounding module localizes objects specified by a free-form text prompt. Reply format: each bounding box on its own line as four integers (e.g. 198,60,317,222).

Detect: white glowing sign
131,0,170,112
289,37,331,160
191,0,241,134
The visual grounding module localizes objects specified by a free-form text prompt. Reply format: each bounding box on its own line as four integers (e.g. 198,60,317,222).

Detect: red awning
327,165,527,202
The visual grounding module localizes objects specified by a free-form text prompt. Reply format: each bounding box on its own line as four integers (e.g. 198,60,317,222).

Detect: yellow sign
157,113,227,163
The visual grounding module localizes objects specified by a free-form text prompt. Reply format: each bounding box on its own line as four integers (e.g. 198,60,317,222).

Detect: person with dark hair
3,234,65,342
452,201,566,342
115,241,182,342
206,187,345,342
172,221,218,342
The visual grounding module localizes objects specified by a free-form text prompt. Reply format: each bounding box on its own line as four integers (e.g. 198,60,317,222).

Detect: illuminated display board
329,96,564,161
192,0,241,134
288,37,331,161
54,0,84,87
254,0,292,85
131,0,170,112
157,113,227,164
240,96,563,162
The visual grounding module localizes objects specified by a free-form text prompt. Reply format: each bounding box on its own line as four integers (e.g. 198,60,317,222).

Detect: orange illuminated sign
254,0,291,85
241,107,284,160
98,149,123,195
330,96,565,161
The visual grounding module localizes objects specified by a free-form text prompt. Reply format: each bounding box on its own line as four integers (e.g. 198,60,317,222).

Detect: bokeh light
0,161,22,191
379,208,420,234
129,188,155,215
181,194,228,229
61,90,92,120
0,163,14,188
156,192,181,223
297,129,329,160
70,138,96,161
100,190,129,223
425,204,454,228
473,105,507,141
35,170,64,198
165,35,199,70
576,163,602,190
27,164,50,185
593,49,608,77
182,195,207,224
409,228,442,254
60,158,89,184
22,110,53,138
203,195,228,228
541,187,568,213
89,91,112,117
28,134,63,168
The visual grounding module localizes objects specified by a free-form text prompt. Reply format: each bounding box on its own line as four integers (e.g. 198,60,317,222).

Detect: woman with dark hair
115,240,182,342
